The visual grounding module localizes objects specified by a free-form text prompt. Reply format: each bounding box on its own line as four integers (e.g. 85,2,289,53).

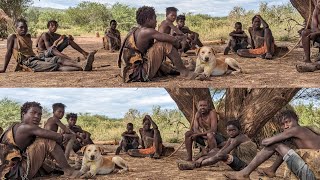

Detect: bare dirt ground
41,143,288,180
0,37,319,88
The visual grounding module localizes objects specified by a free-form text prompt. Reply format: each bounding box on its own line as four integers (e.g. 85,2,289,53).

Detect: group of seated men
2,4,320,79
176,100,320,180
1,99,320,179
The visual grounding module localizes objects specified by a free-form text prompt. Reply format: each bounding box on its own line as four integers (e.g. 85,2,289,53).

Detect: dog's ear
211,47,217,55
81,145,87,154
195,47,202,56
98,146,104,154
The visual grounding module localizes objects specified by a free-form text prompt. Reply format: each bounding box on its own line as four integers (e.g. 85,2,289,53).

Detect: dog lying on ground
194,46,241,80
78,144,128,178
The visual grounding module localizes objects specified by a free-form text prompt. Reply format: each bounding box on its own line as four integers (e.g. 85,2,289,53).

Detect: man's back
292,126,320,149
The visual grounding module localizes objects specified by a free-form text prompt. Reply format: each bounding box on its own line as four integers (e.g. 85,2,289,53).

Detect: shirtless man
0,18,94,73
0,102,77,179
225,110,320,180
158,7,188,55
178,120,257,171
128,115,163,159
296,0,320,72
44,103,76,161
175,15,203,52
116,122,139,155
184,100,224,161
224,22,249,55
103,20,121,52
36,20,95,63
237,15,275,60
119,6,193,82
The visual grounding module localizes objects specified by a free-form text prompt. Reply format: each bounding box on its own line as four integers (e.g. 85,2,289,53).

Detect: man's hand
190,133,200,140
261,138,272,147
309,31,320,39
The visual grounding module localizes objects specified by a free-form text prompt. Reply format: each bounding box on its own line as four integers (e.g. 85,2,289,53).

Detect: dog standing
79,144,128,178
194,46,241,79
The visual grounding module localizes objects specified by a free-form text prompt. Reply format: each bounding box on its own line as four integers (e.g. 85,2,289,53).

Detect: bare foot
224,172,250,180
82,50,97,71
296,64,317,73
177,160,196,170
265,52,272,60
257,167,276,178
153,153,160,159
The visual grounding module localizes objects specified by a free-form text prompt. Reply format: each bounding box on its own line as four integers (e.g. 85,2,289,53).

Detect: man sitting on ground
184,100,225,161
224,22,249,55
37,20,96,68
296,0,320,72
128,115,163,159
0,19,95,73
44,103,76,162
237,15,275,60
225,110,320,180
178,120,257,171
103,20,121,52
118,6,193,82
116,122,140,155
63,113,94,154
173,15,203,54
0,102,78,179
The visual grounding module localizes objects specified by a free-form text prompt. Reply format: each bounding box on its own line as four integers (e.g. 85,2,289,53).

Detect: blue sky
32,0,290,17
0,88,176,118
0,88,317,118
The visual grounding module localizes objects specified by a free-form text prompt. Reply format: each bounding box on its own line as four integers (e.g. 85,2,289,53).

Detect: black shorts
227,155,247,171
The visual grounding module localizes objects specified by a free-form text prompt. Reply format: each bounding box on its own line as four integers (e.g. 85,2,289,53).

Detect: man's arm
106,29,118,40
230,32,248,38
139,128,145,148
43,33,63,49
56,120,72,134
0,34,15,73
25,124,63,143
248,27,255,48
122,132,139,138
261,127,299,146
148,28,181,49
193,110,218,136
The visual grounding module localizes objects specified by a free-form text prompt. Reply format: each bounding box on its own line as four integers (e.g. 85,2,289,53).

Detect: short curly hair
15,18,27,27
66,113,77,120
226,120,241,131
166,7,178,16
136,6,156,26
277,109,299,123
21,102,42,120
47,20,58,28
52,103,66,112
176,15,186,22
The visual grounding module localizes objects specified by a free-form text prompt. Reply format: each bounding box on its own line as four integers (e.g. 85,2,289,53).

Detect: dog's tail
112,156,129,171
225,57,241,73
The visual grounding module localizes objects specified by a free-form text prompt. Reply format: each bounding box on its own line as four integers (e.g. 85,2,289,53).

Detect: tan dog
79,144,128,178
194,46,241,79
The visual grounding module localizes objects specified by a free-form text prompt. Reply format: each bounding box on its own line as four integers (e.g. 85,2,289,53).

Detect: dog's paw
82,172,96,179
195,74,210,81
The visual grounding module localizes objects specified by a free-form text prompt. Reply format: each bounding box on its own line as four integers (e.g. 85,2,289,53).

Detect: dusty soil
41,143,289,180
0,37,319,88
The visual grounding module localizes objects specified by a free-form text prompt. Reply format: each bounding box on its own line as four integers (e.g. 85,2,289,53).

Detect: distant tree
0,0,33,21
111,3,136,31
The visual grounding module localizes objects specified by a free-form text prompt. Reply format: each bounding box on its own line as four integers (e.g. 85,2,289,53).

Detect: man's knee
302,29,311,37
206,132,215,140
185,130,194,138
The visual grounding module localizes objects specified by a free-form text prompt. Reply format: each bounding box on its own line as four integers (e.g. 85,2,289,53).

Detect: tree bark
290,0,314,22
166,88,300,139
165,88,213,125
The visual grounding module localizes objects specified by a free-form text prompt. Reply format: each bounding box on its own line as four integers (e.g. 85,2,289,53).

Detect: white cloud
32,0,290,16
0,88,177,118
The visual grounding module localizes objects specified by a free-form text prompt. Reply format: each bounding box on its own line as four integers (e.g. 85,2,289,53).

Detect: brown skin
185,100,218,161
0,22,29,73
302,0,320,63
116,124,140,155
13,106,77,177
37,22,89,59
229,24,248,38
67,117,92,144
0,21,87,72
176,19,203,49
237,15,274,59
134,14,192,77
105,21,121,52
225,117,320,179
184,124,250,169
139,115,162,158
159,11,184,35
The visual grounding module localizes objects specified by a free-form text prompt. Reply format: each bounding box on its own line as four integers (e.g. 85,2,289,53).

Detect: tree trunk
166,88,300,139
290,0,314,23
165,88,213,125
224,88,300,138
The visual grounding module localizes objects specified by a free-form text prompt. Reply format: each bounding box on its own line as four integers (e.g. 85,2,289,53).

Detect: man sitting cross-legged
0,18,95,73
184,100,225,162
178,120,257,171
225,110,320,180
0,102,78,179
116,122,140,155
119,6,194,82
